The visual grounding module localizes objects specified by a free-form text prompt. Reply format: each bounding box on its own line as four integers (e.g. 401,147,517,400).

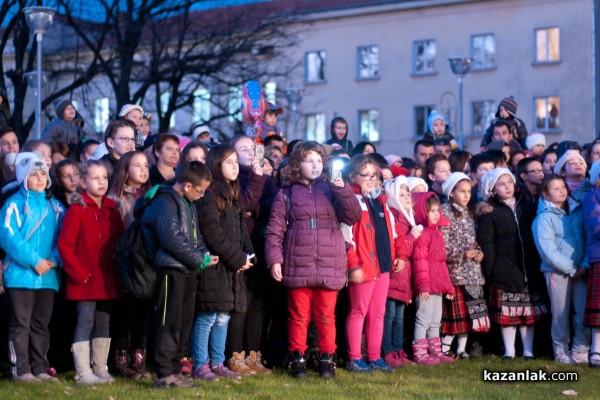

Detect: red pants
287,288,338,354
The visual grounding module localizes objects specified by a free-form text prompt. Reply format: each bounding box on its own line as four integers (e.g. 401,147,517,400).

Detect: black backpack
115,198,157,299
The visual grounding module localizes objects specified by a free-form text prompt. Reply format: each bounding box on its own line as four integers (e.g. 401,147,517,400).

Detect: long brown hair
286,141,325,184
109,151,151,199
205,144,240,213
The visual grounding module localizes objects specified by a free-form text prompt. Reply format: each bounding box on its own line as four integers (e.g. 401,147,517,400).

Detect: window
357,45,380,79
413,40,436,74
228,86,243,122
358,109,379,142
414,105,435,135
264,81,276,104
535,27,560,63
160,92,175,128
534,96,560,130
305,50,326,83
71,100,79,111
193,88,211,123
304,113,326,143
472,100,496,135
94,98,109,132
471,34,495,70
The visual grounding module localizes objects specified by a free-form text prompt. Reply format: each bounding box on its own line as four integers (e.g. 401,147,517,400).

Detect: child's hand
34,259,55,275
464,249,478,259
348,269,365,284
270,263,282,282
251,158,263,176
445,294,454,300
419,292,430,301
262,161,273,176
410,225,423,239
332,177,345,188
238,257,253,273
208,255,219,267
393,259,405,272
474,251,484,263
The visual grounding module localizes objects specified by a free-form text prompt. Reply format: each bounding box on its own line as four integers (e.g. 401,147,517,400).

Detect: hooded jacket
42,118,84,146
411,192,454,296
325,132,354,154
0,187,64,291
584,186,600,264
533,197,587,276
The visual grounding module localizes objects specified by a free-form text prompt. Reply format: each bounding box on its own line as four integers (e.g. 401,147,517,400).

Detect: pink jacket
388,208,413,303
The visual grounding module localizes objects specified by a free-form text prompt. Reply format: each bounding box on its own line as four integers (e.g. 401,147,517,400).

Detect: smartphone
247,253,257,264
330,159,344,182
255,144,265,167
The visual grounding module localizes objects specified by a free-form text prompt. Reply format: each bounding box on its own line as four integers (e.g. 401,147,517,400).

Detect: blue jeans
191,311,230,369
382,299,406,354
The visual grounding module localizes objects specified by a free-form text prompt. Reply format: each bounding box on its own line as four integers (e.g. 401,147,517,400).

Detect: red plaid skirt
584,262,600,327
442,286,470,335
488,286,539,326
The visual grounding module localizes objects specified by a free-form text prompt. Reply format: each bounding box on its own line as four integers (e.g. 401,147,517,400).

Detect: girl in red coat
411,192,455,365
58,160,124,385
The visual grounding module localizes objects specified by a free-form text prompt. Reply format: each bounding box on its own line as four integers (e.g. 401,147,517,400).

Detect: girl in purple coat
265,141,361,379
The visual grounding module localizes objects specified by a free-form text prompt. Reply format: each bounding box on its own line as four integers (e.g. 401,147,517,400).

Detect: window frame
471,100,497,136
356,44,381,81
192,88,211,124
303,112,327,143
412,39,437,76
304,50,327,84
533,26,561,65
94,97,110,133
470,33,496,71
357,109,380,142
413,104,436,136
533,95,561,132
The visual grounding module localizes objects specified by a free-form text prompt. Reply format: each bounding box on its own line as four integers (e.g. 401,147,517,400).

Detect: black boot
289,351,308,379
319,353,336,379
306,347,320,371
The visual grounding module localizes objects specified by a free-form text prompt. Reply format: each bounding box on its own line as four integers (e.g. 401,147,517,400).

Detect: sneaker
346,358,371,373
154,374,196,389
180,357,193,377
555,353,574,364
384,352,403,368
245,351,272,374
571,351,589,364
13,373,41,383
35,372,60,382
368,358,394,373
211,364,241,381
227,351,256,375
318,353,336,379
192,363,219,381
396,350,415,365
589,352,600,368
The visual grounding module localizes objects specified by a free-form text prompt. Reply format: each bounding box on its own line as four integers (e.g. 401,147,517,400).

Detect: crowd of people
0,94,599,389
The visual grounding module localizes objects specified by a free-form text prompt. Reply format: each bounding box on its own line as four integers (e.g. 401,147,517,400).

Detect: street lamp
284,87,304,140
448,57,472,149
23,6,55,140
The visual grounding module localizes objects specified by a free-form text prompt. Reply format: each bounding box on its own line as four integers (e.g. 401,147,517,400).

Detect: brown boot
245,351,272,374
226,351,256,375
112,349,140,379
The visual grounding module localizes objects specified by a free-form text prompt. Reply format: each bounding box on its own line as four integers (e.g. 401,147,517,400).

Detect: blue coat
584,186,600,264
0,187,64,291
533,197,587,276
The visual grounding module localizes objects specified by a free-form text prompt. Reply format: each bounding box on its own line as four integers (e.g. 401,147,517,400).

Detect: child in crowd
52,159,80,208
265,141,361,379
382,176,421,366
78,139,100,163
101,119,137,172
482,97,528,150
259,103,284,142
554,150,590,202
407,177,427,193
439,173,489,359
411,192,455,365
533,174,589,364
193,145,254,381
181,142,209,164
476,168,539,360
526,133,546,157
58,160,124,384
0,153,64,382
423,111,458,149
326,117,354,154
42,98,84,150
542,149,558,176
344,155,397,373
108,151,153,379
118,104,145,149
425,154,451,203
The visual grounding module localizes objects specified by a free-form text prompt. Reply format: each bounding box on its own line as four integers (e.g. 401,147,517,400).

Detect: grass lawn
0,356,595,400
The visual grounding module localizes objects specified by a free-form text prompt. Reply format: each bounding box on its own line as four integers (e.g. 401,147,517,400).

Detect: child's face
126,110,143,128
108,126,136,157
222,151,239,182
451,180,471,208
475,162,495,182
432,119,445,136
263,112,277,127
186,147,206,164
269,149,284,168
183,180,210,202
499,106,510,119
427,203,440,225
26,170,48,193
362,145,375,155
510,153,525,169
563,158,587,179
543,153,557,174
81,143,99,162
333,122,347,140
411,184,427,193
591,144,600,164
543,178,568,206
299,150,323,182
82,165,109,199
381,168,393,183
51,152,66,166
530,144,545,157
58,164,80,194
429,160,451,184
355,163,378,193
492,174,514,200
0,131,19,156
399,188,412,209
233,136,255,167
34,143,52,169
127,153,149,188
138,118,150,136
521,161,544,186
62,105,77,121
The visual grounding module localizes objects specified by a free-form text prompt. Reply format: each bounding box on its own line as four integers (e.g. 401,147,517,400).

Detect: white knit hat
590,160,600,186
384,154,402,166
383,175,416,227
479,168,515,200
525,133,546,150
553,149,586,175
118,104,144,118
192,125,211,141
15,152,51,190
441,172,471,199
407,177,428,192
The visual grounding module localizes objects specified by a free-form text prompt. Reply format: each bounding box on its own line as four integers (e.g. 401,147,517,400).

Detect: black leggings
110,298,153,350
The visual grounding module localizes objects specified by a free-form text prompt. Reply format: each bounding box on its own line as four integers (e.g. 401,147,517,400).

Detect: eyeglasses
114,137,136,143
190,186,206,197
358,173,378,181
525,169,544,174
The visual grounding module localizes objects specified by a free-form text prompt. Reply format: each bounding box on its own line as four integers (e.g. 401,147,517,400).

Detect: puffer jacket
388,207,413,303
346,185,397,282
440,203,485,286
476,194,529,293
533,197,587,276
265,178,361,290
584,186,600,263
196,189,253,313
141,186,208,273
0,188,64,291
42,118,84,146
411,192,454,296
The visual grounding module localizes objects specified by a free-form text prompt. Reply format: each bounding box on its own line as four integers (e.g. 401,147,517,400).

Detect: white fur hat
118,104,144,118
441,172,470,199
407,177,428,193
15,152,51,190
553,149,586,175
384,175,408,211
525,133,546,150
192,125,211,141
479,168,515,200
590,160,600,186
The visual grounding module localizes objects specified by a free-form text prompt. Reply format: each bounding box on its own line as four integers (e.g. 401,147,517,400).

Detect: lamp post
448,57,472,149
23,6,55,140
284,88,304,140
